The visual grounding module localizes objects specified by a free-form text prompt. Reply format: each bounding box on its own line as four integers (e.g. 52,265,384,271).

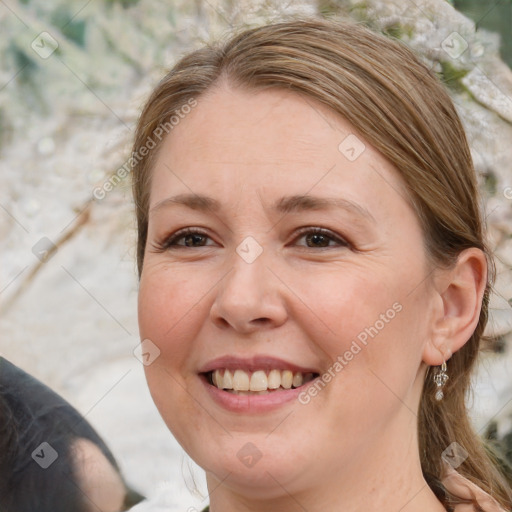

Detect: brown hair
131,15,512,510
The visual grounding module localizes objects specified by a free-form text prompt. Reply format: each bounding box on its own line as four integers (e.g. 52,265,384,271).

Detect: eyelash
152,227,350,251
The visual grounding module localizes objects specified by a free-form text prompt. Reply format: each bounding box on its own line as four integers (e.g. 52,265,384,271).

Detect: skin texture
71,438,126,512
138,84,486,512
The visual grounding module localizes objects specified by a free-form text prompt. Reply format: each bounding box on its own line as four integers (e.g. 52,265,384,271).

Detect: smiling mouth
204,369,319,395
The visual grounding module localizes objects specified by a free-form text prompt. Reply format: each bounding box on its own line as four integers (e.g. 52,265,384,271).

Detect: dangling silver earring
434,361,449,401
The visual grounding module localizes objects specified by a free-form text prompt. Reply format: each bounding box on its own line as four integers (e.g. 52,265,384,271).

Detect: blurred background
1,0,511,508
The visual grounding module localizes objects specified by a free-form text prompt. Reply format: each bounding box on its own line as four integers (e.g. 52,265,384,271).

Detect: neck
206,463,445,512
205,410,446,512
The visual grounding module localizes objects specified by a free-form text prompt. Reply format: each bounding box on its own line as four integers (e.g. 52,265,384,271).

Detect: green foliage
483,421,512,486
381,23,404,40
10,45,38,84
454,0,512,67
105,0,142,8
50,6,86,47
482,170,498,196
438,61,469,93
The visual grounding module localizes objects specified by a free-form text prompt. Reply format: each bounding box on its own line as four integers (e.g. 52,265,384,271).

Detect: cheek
138,265,207,350
137,267,207,406
298,266,398,352
138,268,207,442
306,261,428,396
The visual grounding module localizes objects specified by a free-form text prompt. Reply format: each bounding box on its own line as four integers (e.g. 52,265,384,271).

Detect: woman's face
138,85,438,498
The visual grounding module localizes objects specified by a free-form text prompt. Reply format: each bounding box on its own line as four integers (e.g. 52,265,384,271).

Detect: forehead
148,85,410,216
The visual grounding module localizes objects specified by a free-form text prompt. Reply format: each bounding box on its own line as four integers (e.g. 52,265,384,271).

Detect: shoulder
125,482,209,512
441,464,508,512
125,483,184,512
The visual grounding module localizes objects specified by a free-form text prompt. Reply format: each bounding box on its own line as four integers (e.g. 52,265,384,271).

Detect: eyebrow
149,193,375,223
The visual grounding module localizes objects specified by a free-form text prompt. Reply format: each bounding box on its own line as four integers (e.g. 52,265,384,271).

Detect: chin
191,436,310,499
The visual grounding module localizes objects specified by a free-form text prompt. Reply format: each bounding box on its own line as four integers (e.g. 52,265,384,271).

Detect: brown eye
294,228,349,249
177,232,208,247
156,228,214,250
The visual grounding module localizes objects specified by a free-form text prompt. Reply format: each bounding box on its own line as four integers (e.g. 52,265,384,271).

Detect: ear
422,247,487,366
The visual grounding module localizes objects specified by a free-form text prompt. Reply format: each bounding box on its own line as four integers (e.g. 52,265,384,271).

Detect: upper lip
198,355,320,375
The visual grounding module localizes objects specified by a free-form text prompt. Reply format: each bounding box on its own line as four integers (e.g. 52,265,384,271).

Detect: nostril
253,318,270,324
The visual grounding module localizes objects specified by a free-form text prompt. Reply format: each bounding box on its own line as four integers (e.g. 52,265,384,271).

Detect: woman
131,16,512,511
0,357,144,512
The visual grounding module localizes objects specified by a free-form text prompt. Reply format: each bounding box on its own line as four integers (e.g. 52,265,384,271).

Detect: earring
434,361,449,401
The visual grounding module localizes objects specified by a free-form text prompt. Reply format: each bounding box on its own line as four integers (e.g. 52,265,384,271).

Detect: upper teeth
211,369,315,392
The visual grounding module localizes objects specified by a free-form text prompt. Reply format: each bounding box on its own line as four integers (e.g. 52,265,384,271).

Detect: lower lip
200,375,309,413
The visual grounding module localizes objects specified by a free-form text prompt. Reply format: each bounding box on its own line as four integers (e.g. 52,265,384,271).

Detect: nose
209,248,288,334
